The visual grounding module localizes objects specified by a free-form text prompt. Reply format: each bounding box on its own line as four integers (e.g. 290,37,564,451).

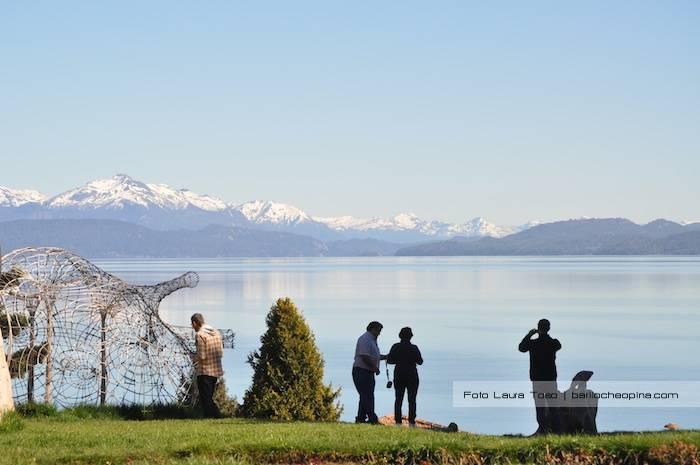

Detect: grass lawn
0,416,699,465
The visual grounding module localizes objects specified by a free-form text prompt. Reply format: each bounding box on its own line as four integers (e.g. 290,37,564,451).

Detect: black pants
352,367,377,423
197,375,221,418
532,380,560,433
394,377,419,424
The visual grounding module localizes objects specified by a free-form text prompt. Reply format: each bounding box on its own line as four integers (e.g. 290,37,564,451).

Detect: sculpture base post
0,342,15,417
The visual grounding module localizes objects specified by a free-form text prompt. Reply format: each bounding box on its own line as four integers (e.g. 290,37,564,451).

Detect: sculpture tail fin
145,272,200,304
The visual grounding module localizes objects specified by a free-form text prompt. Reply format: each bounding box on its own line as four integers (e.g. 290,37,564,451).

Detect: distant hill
0,219,327,258
396,218,700,256
2,218,697,259
0,219,400,258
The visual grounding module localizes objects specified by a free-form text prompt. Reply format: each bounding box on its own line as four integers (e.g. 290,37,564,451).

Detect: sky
1,1,698,225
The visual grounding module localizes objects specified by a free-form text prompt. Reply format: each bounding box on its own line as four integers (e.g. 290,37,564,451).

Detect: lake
95,256,700,434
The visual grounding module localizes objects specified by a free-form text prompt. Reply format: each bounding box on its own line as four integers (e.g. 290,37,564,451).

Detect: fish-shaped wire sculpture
0,247,233,407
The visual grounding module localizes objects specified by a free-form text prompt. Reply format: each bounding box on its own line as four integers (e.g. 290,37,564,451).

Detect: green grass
0,417,698,465
0,411,24,433
15,402,203,421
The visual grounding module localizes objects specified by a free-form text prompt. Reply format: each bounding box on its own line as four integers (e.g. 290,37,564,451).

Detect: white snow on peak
312,215,370,231
179,189,228,211
516,220,542,231
234,200,313,225
47,174,228,211
313,214,417,232
4,174,541,238
0,186,47,207
392,212,421,229
447,217,510,238
314,213,530,238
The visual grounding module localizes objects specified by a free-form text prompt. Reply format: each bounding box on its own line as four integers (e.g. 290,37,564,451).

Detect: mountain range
0,219,402,258
1,175,698,257
0,174,534,242
1,217,698,258
396,218,700,256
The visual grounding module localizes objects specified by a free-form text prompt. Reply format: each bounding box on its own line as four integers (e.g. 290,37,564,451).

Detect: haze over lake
96,256,700,434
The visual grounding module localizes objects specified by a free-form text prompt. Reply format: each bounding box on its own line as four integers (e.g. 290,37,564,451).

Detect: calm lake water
95,256,700,434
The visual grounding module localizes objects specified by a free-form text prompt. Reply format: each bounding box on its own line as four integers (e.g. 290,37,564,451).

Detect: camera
384,363,392,388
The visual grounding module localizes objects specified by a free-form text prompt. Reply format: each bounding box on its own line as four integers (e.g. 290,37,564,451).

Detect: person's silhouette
519,319,561,434
352,321,387,424
387,327,423,426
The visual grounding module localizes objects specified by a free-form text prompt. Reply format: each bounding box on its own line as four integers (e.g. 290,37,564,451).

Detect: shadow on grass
16,402,204,421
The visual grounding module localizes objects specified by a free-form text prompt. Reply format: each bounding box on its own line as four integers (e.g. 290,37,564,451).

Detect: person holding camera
352,321,387,424
519,318,562,434
387,327,423,427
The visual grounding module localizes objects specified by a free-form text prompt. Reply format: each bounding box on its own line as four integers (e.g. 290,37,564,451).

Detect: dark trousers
197,375,221,418
352,367,377,423
532,381,560,433
394,377,419,424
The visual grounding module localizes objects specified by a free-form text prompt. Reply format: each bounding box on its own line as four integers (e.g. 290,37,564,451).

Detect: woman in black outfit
387,327,423,426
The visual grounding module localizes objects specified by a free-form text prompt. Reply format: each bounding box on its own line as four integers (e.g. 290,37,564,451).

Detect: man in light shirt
191,313,224,418
352,321,387,424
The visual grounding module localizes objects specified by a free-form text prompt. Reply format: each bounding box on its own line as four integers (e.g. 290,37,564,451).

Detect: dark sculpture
559,370,598,434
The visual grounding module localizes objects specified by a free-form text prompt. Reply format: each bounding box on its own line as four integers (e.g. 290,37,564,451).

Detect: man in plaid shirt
191,313,224,418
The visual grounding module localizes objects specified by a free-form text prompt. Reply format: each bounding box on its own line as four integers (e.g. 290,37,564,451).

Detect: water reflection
95,257,700,434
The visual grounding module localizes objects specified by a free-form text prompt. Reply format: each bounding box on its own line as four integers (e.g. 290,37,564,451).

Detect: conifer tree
241,298,341,421
213,378,238,418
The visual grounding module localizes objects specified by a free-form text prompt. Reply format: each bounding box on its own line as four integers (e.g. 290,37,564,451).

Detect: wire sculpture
0,247,233,407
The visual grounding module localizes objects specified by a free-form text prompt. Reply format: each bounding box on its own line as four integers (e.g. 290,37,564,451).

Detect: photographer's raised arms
519,319,562,435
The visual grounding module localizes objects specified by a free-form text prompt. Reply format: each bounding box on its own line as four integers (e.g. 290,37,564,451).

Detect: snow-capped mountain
314,212,447,240
314,213,425,233
231,202,524,241
231,200,339,239
179,189,228,212
0,174,535,241
39,174,246,230
48,174,228,212
234,200,313,225
447,217,515,238
314,213,530,239
0,187,46,207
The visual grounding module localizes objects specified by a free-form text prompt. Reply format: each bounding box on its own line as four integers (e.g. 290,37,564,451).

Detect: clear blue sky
1,1,698,225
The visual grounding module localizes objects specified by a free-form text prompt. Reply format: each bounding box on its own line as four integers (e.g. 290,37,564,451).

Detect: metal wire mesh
0,247,233,407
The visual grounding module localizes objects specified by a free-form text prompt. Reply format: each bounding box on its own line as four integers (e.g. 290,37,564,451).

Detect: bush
0,310,30,338
16,402,58,418
647,441,699,465
241,298,341,421
109,403,197,420
213,378,239,418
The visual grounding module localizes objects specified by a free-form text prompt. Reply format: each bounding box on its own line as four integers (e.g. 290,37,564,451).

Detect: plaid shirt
195,325,224,377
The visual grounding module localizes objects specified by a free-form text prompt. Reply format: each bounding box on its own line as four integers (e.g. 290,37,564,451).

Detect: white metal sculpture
0,247,233,407
0,337,12,416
